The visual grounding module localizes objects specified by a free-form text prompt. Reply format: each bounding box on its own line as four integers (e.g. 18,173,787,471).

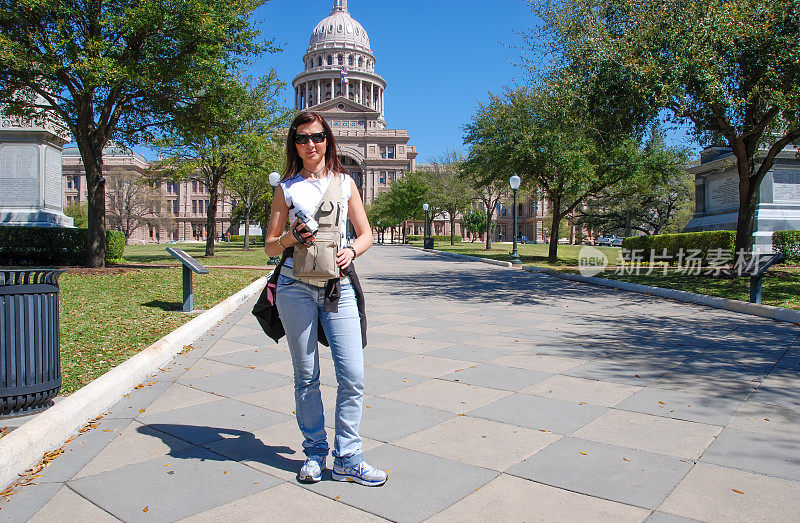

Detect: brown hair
284,111,344,179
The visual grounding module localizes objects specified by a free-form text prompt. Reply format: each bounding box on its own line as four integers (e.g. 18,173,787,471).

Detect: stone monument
0,101,73,228
684,146,800,252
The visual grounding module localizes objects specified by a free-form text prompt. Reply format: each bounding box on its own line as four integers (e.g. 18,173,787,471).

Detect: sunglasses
294,132,326,145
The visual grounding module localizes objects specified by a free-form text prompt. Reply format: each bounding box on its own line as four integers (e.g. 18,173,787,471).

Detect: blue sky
129,0,698,161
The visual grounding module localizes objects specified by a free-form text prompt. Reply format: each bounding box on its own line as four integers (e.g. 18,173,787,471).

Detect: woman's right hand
292,219,316,245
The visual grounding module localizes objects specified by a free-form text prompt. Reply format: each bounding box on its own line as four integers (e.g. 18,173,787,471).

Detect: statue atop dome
331,0,348,13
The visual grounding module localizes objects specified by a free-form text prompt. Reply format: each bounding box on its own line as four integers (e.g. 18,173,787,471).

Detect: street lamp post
423,203,432,249
509,174,522,265
377,220,381,244
268,171,281,265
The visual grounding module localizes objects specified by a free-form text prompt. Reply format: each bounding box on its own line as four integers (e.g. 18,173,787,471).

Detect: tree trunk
734,157,758,254
624,209,632,238
206,185,218,256
548,197,561,263
244,209,250,250
82,146,107,268
450,211,457,245
484,202,493,250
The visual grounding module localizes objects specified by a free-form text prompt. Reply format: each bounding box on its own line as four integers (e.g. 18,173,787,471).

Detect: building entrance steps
3,245,800,521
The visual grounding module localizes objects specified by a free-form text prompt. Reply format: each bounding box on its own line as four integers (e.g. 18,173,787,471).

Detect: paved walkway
3,246,800,522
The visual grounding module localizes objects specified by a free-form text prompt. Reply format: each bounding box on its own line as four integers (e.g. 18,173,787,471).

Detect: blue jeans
275,274,364,467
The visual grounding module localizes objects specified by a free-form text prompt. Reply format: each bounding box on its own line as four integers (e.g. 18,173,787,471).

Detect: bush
621,231,736,265
406,235,461,243
773,230,800,263
230,234,263,244
0,226,124,266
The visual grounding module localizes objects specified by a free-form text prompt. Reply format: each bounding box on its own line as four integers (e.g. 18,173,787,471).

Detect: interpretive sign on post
166,248,209,312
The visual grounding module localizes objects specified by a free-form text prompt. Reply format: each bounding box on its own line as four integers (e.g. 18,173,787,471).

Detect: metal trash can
0,269,65,416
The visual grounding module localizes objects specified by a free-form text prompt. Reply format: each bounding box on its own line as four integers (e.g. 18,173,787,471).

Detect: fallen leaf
143,506,149,513
764,418,770,422
732,489,744,495
224,471,228,474
334,495,341,501
622,458,630,462
634,374,641,378
579,451,587,455
139,409,145,414
658,401,666,405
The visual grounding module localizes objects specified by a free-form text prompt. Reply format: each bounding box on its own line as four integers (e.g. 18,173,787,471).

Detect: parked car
597,235,624,246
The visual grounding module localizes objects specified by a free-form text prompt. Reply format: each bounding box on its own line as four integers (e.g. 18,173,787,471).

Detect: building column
380,88,384,116
316,81,321,106
359,80,363,105
305,83,310,109
370,83,374,109
330,78,334,100
295,87,299,110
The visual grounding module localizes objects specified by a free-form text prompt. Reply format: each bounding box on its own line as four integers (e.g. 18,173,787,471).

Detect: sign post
166,248,210,312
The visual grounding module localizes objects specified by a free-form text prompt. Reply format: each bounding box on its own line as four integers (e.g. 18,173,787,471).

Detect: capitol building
292,0,417,204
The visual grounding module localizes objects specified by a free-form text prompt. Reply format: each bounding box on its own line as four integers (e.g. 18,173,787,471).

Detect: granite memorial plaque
0,144,39,207
707,173,739,211
773,170,800,202
44,146,62,208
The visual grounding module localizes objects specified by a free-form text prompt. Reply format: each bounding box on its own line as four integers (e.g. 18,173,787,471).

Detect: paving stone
563,356,678,386
381,379,512,414
748,369,800,409
104,380,172,420
0,482,62,522
28,485,118,522
369,323,436,338
507,437,693,509
727,400,800,439
658,463,800,522
137,398,292,445
425,344,516,363
178,482,387,522
203,338,256,357
392,415,560,471
373,354,472,378
32,417,132,484
614,387,745,426
179,359,241,380
645,512,699,523
440,364,552,392
206,347,288,367
235,383,338,417
68,447,281,522
489,353,587,373
135,383,218,418
573,410,721,460
222,329,270,346
355,396,454,442
177,368,291,397
301,445,497,522
428,473,650,522
468,393,607,434
522,375,641,407
700,428,800,481
362,347,409,366
74,421,194,480
368,335,451,354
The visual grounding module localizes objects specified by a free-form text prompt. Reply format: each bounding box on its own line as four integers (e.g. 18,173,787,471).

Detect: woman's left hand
336,247,355,270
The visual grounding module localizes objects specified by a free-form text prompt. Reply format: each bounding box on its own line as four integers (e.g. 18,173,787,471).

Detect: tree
227,134,284,250
63,201,88,229
577,127,694,236
382,171,429,240
461,209,487,242
105,173,167,243
528,0,800,253
0,0,266,266
149,73,289,256
417,151,477,245
464,85,642,262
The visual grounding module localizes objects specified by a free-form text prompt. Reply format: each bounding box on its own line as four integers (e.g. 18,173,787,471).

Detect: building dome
307,0,371,53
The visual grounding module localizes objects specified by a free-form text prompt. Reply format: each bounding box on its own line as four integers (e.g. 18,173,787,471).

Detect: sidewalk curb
407,245,513,267
523,266,800,324
0,275,269,490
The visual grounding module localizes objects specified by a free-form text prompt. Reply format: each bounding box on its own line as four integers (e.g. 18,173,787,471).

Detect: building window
389,170,396,182
348,55,353,66
358,57,363,68
337,54,343,65
327,55,333,65
192,200,197,214
387,146,395,159
172,199,178,215
379,171,386,184
317,56,322,67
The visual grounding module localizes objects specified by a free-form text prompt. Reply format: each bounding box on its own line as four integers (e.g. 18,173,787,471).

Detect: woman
264,112,387,486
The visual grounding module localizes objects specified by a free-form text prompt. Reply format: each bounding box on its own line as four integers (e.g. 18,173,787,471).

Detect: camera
295,210,319,236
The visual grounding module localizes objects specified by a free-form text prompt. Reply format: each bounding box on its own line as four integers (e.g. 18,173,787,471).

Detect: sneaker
332,461,388,486
297,456,325,483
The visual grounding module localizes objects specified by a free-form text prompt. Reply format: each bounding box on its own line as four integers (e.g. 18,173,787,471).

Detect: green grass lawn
58,267,262,395
415,240,800,310
124,241,271,267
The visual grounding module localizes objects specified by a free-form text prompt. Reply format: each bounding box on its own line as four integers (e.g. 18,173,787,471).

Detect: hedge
230,234,263,244
0,226,125,266
773,230,800,263
621,231,736,265
407,235,462,243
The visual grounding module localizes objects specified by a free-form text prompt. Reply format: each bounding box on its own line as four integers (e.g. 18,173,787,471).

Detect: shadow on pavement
139,424,303,474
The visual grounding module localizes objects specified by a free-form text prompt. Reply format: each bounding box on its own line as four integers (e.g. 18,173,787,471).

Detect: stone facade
62,145,236,244
684,146,800,252
292,0,417,205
